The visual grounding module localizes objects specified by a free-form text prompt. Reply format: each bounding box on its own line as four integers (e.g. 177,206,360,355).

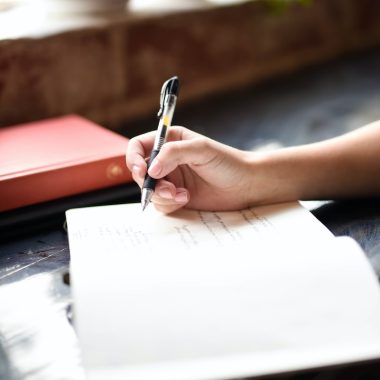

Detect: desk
1,202,380,380
1,48,380,379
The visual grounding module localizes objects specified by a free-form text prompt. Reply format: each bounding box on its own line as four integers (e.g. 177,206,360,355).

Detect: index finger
126,130,156,173
126,126,191,171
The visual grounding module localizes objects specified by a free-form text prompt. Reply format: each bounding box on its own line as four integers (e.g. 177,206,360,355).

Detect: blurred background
1,0,380,144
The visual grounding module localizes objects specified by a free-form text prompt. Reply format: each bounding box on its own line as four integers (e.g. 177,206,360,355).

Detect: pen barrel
143,149,160,190
152,95,176,150
143,94,177,192
153,123,167,151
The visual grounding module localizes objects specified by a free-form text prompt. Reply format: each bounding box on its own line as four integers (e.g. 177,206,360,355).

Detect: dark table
2,47,380,380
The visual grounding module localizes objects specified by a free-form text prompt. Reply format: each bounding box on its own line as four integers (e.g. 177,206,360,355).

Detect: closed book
0,115,133,212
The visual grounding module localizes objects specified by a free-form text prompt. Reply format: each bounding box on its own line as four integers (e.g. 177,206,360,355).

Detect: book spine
0,155,133,212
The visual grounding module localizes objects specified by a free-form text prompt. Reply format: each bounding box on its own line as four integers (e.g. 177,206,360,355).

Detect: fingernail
132,165,142,177
149,159,162,177
175,191,188,203
158,187,173,199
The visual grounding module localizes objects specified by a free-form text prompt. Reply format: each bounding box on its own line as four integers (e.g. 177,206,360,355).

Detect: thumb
148,138,217,178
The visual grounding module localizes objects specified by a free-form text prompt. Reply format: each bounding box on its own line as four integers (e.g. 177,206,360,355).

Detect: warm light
0,0,127,40
0,1,47,39
128,0,249,12
128,0,208,12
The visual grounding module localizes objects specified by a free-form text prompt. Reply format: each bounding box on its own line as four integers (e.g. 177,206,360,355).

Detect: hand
129,121,380,213
126,126,257,213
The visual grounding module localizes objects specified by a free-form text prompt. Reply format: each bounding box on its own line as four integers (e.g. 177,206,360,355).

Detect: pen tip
141,199,149,211
141,188,153,211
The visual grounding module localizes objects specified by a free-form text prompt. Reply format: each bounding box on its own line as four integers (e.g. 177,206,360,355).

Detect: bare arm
255,120,380,204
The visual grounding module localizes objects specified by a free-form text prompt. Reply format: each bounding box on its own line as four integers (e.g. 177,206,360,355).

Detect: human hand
128,121,380,213
126,126,258,213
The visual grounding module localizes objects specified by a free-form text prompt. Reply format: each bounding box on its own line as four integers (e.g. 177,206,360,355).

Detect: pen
141,76,180,211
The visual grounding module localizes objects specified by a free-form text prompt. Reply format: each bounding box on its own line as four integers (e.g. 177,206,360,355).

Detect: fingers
131,168,190,213
126,125,199,213
153,186,190,214
126,130,156,178
147,138,217,179
156,184,189,204
126,126,194,179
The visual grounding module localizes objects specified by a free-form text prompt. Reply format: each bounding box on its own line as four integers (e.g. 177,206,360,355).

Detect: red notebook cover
0,115,133,212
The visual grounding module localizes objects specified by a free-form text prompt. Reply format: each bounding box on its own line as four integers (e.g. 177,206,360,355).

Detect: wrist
245,148,307,206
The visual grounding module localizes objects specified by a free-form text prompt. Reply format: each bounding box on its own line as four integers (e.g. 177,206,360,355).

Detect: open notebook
66,201,380,380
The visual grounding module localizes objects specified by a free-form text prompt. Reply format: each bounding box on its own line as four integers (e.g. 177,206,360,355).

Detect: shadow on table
311,199,380,276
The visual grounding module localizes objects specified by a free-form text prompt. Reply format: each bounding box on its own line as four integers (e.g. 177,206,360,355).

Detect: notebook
66,201,380,380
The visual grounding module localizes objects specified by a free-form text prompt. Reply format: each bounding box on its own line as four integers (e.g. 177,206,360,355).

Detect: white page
66,202,380,380
66,201,333,255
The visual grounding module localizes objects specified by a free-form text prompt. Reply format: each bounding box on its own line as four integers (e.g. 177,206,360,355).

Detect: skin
126,121,380,214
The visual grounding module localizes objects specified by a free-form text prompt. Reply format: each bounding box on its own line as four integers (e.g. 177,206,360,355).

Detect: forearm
250,121,380,204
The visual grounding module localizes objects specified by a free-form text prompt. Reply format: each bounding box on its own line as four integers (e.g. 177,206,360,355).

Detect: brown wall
1,0,380,129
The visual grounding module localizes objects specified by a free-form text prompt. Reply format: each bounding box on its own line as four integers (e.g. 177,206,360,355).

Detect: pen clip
157,78,172,119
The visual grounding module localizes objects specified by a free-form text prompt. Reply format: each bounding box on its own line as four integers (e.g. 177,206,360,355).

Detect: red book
0,115,133,212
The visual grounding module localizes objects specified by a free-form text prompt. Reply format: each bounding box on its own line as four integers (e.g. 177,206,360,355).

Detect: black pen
141,76,180,211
